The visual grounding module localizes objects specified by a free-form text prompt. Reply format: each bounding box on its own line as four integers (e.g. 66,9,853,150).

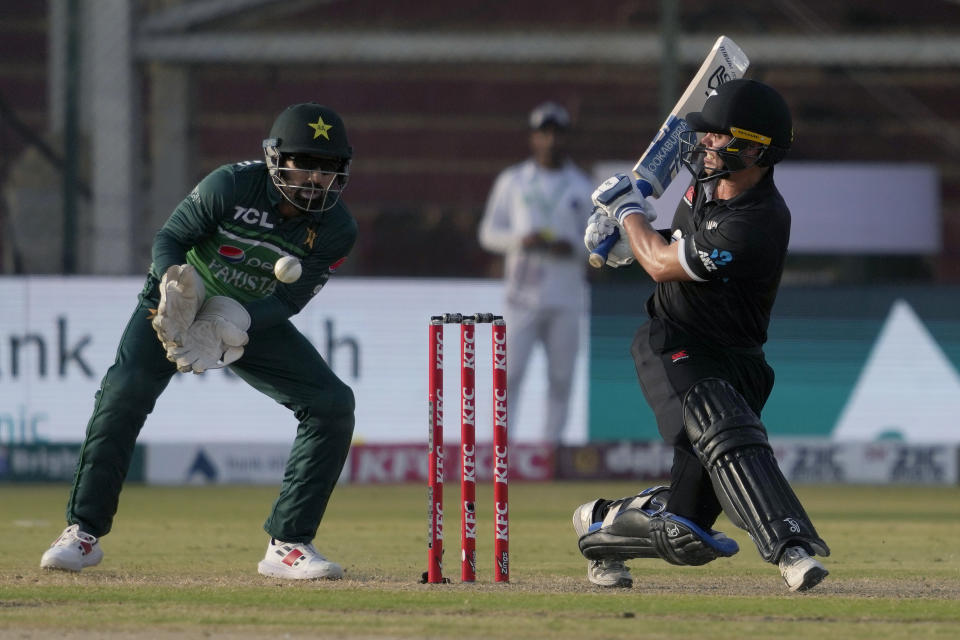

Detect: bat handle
588,228,620,269
587,179,653,269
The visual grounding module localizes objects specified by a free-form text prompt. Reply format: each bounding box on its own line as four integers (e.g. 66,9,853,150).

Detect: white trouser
505,303,580,443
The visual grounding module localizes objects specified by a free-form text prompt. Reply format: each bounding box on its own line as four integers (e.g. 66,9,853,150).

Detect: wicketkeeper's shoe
40,524,103,572
257,539,344,580
587,558,633,588
778,546,828,592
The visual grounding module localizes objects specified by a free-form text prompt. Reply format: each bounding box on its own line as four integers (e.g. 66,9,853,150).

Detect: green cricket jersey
151,161,357,330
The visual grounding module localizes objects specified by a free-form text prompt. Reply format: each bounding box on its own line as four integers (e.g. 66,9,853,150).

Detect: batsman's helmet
680,79,792,178
263,103,353,213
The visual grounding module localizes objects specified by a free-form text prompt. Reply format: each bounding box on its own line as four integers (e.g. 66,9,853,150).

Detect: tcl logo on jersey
697,248,733,272
218,245,245,263
233,206,275,229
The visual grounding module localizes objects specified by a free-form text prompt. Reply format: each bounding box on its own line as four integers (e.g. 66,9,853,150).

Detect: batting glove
591,174,657,225
584,211,635,268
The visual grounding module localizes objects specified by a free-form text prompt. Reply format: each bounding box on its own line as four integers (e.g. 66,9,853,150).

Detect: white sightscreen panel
0,277,588,445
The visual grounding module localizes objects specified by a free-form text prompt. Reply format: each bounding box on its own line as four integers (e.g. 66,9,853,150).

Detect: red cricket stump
460,318,477,582
426,318,445,584
425,313,506,584
492,318,509,582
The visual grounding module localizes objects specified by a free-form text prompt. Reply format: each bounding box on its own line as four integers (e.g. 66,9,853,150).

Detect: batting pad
683,378,830,563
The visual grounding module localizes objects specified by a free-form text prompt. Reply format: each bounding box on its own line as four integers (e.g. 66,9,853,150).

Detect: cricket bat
588,36,749,268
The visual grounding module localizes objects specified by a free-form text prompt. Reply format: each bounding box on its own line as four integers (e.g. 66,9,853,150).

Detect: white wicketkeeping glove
591,174,658,225
165,296,251,374
584,211,635,268
152,264,206,347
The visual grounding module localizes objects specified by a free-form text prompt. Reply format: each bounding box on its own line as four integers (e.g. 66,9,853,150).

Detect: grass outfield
1,482,958,639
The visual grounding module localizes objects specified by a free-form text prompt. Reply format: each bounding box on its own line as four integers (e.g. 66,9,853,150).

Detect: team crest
304,226,317,249
308,116,332,140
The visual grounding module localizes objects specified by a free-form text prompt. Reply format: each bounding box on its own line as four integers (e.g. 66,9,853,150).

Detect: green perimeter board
589,284,960,441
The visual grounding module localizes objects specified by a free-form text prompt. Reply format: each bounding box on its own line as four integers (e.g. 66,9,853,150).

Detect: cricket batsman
40,103,357,580
577,80,830,591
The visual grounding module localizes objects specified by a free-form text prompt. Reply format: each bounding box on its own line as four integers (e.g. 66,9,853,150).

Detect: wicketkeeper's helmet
263,103,353,213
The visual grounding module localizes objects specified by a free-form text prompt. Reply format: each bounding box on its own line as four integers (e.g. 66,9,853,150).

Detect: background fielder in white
478,102,594,443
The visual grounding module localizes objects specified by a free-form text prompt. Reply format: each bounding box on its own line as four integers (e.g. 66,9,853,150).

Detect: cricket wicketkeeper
41,103,358,580
577,79,830,592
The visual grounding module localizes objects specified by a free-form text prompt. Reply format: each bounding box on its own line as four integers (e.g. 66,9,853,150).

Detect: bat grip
588,229,620,269
587,179,654,269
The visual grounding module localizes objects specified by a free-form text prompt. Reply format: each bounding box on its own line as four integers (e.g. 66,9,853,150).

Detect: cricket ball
274,256,302,283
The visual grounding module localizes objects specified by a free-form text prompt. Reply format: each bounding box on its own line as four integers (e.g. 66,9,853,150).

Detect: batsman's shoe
587,559,633,588
257,539,344,580
40,524,103,572
778,546,828,592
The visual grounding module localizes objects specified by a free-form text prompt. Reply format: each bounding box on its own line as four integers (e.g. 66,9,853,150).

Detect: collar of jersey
714,166,777,211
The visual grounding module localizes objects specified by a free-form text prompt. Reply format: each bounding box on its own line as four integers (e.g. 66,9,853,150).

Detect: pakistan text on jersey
208,260,278,295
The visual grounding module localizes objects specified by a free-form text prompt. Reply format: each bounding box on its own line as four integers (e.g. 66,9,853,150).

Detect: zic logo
784,517,801,534
218,245,245,263
706,65,731,95
671,350,689,364
698,248,733,272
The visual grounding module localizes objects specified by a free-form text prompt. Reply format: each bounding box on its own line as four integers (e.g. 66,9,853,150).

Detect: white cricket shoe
40,524,103,572
257,539,344,580
588,559,633,588
778,546,828,592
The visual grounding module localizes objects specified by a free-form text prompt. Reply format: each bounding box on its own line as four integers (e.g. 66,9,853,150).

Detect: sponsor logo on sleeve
697,247,733,272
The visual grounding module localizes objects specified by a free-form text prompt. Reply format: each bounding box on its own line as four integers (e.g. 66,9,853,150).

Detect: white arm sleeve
478,171,518,254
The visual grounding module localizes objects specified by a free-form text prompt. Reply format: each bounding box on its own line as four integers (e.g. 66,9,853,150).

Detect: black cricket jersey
649,168,791,349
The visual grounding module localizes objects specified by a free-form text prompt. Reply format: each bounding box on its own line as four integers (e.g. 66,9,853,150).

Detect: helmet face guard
264,140,350,213
262,103,353,213
679,128,768,183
